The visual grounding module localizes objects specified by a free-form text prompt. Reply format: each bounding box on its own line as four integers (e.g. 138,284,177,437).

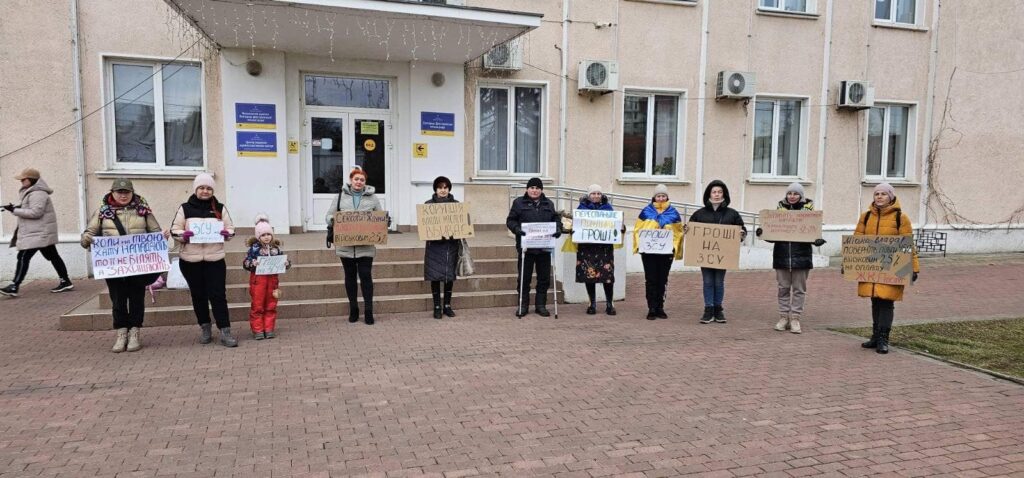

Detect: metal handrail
506,184,761,244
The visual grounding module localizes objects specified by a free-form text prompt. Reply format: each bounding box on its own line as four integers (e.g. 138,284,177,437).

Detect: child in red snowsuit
242,216,290,339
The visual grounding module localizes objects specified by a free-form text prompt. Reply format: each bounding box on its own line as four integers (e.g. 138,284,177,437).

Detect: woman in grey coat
326,168,385,325
423,176,460,319
1,169,73,297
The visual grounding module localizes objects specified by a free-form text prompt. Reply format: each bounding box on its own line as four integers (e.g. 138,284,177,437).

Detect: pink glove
220,230,232,241
181,230,194,244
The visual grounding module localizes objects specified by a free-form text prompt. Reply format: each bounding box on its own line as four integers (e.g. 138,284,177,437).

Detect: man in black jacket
506,177,562,317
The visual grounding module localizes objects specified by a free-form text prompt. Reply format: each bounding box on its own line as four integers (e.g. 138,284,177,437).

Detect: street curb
828,329,1024,387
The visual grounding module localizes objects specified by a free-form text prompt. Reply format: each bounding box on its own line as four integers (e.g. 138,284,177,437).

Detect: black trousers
516,251,551,306
585,283,614,304
430,280,454,305
871,297,895,329
179,259,231,329
341,257,374,308
106,276,148,329
12,245,69,285
640,253,673,310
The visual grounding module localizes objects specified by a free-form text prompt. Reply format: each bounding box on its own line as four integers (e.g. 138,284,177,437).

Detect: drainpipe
919,0,942,228
694,0,711,203
814,0,834,212
558,0,569,187
70,0,89,231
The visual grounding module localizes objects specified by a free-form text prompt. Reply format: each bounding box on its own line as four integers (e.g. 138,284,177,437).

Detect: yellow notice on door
360,122,379,135
287,140,299,154
363,139,377,152
413,142,428,159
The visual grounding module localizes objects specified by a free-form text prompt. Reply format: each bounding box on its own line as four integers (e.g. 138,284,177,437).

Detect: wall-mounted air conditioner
716,70,757,100
578,60,619,93
483,40,523,71
837,80,875,109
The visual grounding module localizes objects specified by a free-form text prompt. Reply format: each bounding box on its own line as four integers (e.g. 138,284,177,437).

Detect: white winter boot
126,327,142,352
112,328,128,353
774,314,790,332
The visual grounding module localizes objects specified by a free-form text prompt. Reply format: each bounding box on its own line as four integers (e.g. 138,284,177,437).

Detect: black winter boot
586,300,597,315
516,296,529,318
364,305,375,325
348,302,360,323
219,327,238,347
432,292,443,319
862,315,880,348
442,284,456,317
605,301,616,316
700,307,714,324
876,327,891,354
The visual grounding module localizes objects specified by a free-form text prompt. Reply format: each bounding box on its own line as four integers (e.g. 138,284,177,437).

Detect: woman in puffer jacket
755,182,826,334
423,176,461,320
1,168,73,297
80,178,168,353
853,183,920,354
326,168,385,325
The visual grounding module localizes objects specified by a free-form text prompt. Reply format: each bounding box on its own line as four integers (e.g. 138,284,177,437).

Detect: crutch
517,245,526,319
551,247,558,319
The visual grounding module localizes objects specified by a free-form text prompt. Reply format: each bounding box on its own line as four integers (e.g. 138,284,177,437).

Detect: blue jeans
700,268,726,307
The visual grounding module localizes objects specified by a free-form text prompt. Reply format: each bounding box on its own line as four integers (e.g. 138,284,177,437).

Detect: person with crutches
506,178,562,318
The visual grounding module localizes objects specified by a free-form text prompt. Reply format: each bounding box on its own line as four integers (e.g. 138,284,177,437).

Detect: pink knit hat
254,214,273,237
873,182,896,203
192,173,216,193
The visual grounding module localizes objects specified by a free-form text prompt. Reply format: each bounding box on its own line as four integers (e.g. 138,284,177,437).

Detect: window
866,104,912,179
875,0,916,24
107,60,204,168
752,98,804,177
304,75,390,109
759,0,812,13
477,85,544,175
622,92,683,177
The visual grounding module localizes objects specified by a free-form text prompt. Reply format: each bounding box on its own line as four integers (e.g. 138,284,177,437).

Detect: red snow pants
248,272,279,333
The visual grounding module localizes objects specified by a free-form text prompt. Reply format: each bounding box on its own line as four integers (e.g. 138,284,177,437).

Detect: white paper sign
188,219,225,244
521,222,557,249
255,255,288,275
91,232,170,279
572,210,623,245
637,229,674,254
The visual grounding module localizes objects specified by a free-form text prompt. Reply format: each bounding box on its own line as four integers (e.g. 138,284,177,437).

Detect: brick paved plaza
2,256,1024,477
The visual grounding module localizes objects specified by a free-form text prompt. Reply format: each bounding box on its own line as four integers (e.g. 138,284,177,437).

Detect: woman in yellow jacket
632,184,684,320
854,183,920,354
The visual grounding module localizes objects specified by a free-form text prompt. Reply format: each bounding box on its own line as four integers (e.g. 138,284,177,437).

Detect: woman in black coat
423,176,461,319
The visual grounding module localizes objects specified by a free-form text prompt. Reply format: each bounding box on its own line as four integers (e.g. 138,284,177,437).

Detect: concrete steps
61,244,561,331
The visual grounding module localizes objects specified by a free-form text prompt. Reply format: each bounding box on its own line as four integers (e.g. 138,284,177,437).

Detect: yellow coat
854,198,920,301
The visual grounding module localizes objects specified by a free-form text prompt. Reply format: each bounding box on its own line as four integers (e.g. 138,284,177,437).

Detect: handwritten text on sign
91,232,170,279
187,219,225,244
416,203,475,241
572,210,623,245
521,222,557,249
333,211,388,246
255,255,288,275
841,235,914,286
683,223,742,270
637,229,674,254
758,209,823,243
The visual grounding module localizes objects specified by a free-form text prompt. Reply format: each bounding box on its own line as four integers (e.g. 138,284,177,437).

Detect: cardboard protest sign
841,235,914,286
333,211,388,246
521,222,557,249
91,232,170,279
572,210,623,245
758,209,823,243
637,229,674,254
416,203,474,241
683,223,742,270
187,218,225,244
255,255,288,275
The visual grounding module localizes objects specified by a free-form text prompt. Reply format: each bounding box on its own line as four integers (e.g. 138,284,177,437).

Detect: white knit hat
587,184,602,195
653,184,669,197
786,182,805,199
192,173,215,193
254,214,273,237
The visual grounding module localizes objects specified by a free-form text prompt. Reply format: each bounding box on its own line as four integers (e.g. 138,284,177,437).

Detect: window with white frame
758,0,814,14
866,104,912,179
106,59,204,168
875,0,916,24
622,92,682,177
477,85,544,175
752,98,804,177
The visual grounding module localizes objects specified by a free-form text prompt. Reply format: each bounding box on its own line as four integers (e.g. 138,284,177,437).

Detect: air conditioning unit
483,40,523,71
578,60,619,93
716,70,756,100
838,80,875,109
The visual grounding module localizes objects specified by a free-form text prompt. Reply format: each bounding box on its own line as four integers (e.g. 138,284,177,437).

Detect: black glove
912,272,919,284
387,214,392,228
840,266,845,275
755,227,763,237
553,231,562,239
813,238,826,247
1,204,13,212
514,227,525,236
326,236,333,249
